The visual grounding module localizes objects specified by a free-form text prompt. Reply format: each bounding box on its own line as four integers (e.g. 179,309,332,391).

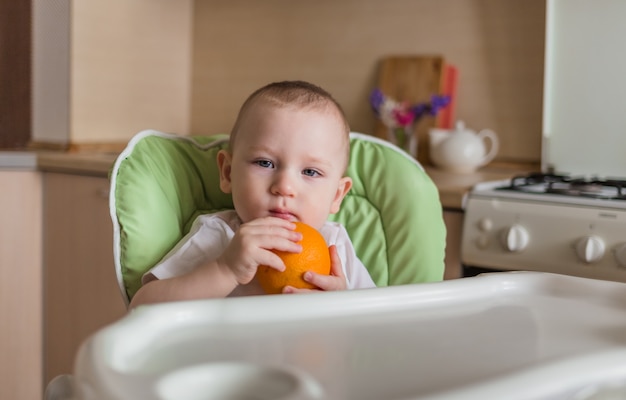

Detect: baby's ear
217,150,233,193
330,176,352,214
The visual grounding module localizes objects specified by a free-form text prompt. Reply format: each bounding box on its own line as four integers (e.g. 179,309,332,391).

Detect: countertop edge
36,153,116,177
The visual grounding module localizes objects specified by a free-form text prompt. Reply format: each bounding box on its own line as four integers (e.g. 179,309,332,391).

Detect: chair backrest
110,129,446,305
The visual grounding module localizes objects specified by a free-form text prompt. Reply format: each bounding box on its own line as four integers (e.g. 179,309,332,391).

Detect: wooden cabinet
0,171,43,400
443,210,464,280
43,172,126,385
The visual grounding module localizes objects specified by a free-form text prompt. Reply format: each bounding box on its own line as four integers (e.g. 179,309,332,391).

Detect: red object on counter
437,64,458,129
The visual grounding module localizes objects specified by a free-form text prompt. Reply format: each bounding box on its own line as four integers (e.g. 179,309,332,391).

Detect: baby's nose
271,171,296,197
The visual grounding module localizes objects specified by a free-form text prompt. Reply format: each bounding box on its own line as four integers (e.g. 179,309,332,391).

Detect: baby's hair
229,81,351,155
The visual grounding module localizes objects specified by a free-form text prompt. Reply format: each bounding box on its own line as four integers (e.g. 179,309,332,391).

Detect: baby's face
219,103,351,229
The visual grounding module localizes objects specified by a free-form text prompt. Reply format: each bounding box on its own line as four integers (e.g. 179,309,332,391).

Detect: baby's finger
247,216,296,229
260,235,302,254
329,245,345,279
282,285,315,294
240,219,302,243
303,271,346,291
256,251,287,272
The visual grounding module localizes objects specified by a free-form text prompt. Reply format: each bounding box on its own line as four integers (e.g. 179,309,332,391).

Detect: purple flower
429,94,451,115
369,88,450,129
369,89,386,116
410,104,428,119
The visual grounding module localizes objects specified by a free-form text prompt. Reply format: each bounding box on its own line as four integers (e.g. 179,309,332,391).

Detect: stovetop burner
499,173,626,200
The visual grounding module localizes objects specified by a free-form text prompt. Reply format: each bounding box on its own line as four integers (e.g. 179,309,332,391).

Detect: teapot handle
477,129,499,166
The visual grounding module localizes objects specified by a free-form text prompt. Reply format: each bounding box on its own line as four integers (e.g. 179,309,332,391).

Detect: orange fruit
256,221,331,294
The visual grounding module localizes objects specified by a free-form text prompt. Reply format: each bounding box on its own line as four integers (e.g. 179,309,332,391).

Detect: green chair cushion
330,134,446,287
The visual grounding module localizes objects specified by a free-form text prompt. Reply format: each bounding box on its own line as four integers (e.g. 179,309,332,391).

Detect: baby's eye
255,159,274,168
302,168,321,177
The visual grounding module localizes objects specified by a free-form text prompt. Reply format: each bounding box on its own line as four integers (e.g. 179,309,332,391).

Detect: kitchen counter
425,165,534,210
0,150,534,209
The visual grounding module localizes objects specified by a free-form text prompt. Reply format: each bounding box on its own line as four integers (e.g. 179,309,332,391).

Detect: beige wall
32,0,193,147
71,0,193,143
190,0,545,163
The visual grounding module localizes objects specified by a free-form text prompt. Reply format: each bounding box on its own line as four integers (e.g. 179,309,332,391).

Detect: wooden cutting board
374,55,444,165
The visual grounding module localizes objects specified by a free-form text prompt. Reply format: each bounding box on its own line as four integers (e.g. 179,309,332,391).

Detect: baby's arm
283,245,347,293
129,217,302,308
128,259,240,308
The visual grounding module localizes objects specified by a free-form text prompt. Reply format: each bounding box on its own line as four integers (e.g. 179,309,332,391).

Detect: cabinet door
443,210,464,280
43,173,126,385
0,171,42,400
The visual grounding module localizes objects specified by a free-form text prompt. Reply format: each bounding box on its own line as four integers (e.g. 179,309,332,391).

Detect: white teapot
429,121,499,173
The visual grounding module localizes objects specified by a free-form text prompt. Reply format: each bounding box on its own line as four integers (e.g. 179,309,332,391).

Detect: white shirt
144,210,376,296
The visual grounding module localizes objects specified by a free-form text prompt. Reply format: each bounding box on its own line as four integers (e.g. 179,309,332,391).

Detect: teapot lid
454,120,467,132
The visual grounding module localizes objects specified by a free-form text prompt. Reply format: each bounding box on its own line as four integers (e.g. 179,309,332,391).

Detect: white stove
462,173,626,282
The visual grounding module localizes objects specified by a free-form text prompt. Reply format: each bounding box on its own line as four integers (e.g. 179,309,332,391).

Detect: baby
129,80,375,308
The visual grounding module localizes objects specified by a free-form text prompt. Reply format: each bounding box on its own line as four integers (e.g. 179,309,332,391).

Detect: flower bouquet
370,88,450,157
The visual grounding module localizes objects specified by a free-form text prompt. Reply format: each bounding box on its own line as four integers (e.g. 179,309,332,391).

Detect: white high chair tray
72,272,626,400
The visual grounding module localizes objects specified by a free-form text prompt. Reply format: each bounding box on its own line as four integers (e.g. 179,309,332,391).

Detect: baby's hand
283,245,347,293
217,217,302,285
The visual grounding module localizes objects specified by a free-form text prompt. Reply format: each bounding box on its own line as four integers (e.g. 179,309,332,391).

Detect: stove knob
500,224,529,252
575,236,605,263
478,218,493,232
614,244,626,268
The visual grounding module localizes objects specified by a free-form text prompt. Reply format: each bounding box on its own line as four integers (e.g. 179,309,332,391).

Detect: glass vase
388,126,417,158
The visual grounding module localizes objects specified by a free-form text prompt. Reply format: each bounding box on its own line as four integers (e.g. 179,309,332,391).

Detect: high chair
44,129,445,399
110,129,445,305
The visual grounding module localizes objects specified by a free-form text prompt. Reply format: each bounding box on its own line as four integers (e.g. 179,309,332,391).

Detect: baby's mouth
269,209,296,221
